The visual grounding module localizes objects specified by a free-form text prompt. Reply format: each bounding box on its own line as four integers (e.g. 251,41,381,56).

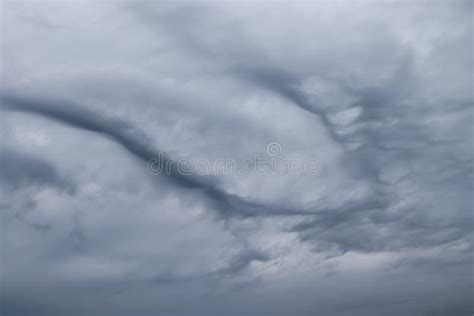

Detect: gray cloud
1,92,378,220
1,1,472,316
0,147,74,193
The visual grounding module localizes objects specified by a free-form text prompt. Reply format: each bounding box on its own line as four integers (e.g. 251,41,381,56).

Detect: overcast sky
1,1,473,315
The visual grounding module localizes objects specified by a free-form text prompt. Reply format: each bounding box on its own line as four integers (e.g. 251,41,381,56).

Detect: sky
0,1,473,315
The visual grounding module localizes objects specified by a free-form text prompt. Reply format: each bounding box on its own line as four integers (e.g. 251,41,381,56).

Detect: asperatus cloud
1,1,472,316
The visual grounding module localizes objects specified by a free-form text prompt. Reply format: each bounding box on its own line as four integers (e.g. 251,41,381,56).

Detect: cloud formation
1,1,472,315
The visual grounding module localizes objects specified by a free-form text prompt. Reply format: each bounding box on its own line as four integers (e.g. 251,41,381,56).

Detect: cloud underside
1,1,472,315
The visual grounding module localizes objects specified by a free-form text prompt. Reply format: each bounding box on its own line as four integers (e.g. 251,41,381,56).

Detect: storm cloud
1,1,473,316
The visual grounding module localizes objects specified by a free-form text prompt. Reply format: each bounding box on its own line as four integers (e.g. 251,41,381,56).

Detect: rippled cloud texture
1,1,473,315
